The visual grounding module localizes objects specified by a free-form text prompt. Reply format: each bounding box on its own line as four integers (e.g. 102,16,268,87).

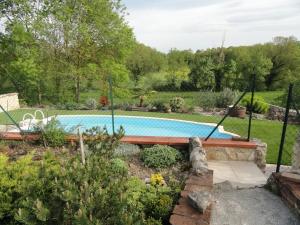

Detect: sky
123,0,300,52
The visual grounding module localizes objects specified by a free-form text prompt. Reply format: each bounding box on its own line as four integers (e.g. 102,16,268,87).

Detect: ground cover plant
0,109,298,165
141,145,183,169
0,128,184,225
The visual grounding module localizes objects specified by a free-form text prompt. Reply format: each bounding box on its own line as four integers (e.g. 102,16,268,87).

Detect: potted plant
228,105,246,118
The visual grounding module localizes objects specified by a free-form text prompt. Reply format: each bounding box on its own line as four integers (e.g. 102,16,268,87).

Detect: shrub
241,95,270,114
110,158,128,174
197,91,218,110
114,143,141,156
39,119,66,147
83,126,125,158
65,102,78,110
141,145,182,168
85,98,98,110
152,100,170,112
169,97,185,112
216,88,239,108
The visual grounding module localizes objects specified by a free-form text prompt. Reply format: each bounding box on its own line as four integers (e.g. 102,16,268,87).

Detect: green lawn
81,90,284,107
1,108,298,165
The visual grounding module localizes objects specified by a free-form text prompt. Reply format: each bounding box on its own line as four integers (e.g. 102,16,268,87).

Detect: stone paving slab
208,160,267,188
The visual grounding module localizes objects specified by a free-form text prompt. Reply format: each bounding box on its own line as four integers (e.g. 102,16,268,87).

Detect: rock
291,131,300,174
187,191,212,213
281,172,300,183
189,137,209,175
144,177,151,184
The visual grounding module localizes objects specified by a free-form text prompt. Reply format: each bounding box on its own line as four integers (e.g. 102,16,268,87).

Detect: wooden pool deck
0,132,257,149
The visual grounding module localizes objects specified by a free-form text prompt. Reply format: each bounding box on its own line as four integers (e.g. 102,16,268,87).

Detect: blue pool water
55,115,234,139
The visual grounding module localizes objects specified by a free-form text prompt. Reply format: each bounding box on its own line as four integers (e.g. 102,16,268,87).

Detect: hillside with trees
1,1,300,105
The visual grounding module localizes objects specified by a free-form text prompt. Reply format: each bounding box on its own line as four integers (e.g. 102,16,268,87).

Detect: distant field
81,90,284,107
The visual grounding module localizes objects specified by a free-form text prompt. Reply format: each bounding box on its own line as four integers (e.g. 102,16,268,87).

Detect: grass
1,108,298,165
80,90,285,110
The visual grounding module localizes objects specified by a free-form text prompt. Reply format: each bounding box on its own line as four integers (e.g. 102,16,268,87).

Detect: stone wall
267,104,298,122
292,132,300,174
205,139,267,171
0,93,20,112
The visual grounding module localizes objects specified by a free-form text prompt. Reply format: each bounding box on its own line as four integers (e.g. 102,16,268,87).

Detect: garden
0,123,192,225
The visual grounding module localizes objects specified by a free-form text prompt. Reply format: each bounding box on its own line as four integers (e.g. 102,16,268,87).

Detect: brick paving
170,170,213,225
273,172,300,216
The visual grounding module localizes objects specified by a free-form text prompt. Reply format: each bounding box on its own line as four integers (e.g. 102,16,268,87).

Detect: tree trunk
292,131,300,174
75,75,80,103
38,84,42,105
214,71,222,92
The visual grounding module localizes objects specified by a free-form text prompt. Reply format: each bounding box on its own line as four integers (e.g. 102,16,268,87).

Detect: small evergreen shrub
216,88,239,108
141,145,182,168
241,95,270,114
39,119,66,147
110,158,128,174
85,98,98,110
169,97,185,112
152,100,167,112
83,126,124,157
197,91,218,110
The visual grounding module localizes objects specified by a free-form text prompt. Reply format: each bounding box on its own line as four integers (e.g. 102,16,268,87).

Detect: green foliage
169,97,185,112
216,88,240,108
152,100,168,112
197,91,218,110
141,145,182,169
241,96,270,114
83,126,125,157
110,158,128,174
39,119,66,147
126,177,179,223
0,142,180,224
0,0,134,104
189,54,215,89
84,98,98,110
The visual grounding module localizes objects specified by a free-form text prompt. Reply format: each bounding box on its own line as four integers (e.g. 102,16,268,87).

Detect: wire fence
0,76,299,167
276,83,300,169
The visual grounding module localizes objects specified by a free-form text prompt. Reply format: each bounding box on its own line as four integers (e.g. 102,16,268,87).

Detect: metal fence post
205,91,247,141
247,74,256,141
276,84,293,173
108,75,115,135
0,104,23,132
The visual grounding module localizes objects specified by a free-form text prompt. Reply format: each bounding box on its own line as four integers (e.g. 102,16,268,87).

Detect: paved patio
208,160,267,188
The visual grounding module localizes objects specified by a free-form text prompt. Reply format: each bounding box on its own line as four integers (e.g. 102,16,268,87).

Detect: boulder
291,132,300,174
187,191,212,213
189,137,208,175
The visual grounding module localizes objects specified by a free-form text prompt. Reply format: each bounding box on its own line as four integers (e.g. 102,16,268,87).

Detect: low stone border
170,170,213,225
170,137,213,225
267,172,300,216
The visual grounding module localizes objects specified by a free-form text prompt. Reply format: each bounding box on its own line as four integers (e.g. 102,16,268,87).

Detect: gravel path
211,186,300,225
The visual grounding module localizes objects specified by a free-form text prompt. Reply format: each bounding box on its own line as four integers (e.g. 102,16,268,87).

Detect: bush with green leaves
85,98,98,110
152,100,170,112
216,88,240,108
0,152,179,224
83,126,125,157
169,97,185,112
141,145,182,168
197,91,218,110
241,95,270,114
39,119,66,147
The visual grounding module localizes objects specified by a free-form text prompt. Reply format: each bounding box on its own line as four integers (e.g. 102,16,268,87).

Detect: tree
264,36,300,90
166,49,193,89
126,43,166,84
188,52,215,89
0,0,134,104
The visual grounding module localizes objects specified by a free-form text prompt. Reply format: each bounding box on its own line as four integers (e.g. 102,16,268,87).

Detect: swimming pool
52,115,236,139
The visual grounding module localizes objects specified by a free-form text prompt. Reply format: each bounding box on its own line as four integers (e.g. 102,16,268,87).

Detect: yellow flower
150,173,164,186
